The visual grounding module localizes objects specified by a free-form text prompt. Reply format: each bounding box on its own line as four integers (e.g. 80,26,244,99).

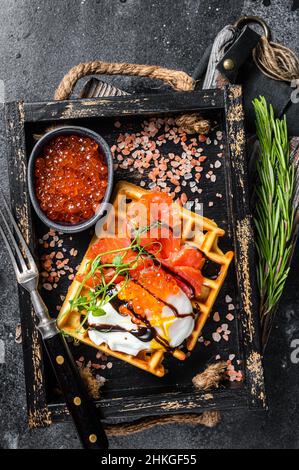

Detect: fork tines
0,191,37,279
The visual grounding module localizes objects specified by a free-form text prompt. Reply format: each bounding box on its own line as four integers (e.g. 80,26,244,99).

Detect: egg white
166,289,193,315
88,303,151,356
87,286,195,355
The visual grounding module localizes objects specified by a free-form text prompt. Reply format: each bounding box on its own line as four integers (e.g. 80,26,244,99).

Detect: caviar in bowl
28,126,114,234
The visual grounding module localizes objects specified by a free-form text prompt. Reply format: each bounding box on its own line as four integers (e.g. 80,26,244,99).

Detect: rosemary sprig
253,96,295,321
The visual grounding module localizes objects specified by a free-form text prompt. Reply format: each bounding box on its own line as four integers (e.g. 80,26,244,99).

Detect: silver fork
0,192,108,449
0,193,58,338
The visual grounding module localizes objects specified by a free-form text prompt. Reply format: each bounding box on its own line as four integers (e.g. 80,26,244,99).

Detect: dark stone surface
0,0,298,449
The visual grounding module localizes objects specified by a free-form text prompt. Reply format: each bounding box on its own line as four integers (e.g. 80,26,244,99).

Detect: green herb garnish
112,255,123,266
92,308,107,317
253,97,295,325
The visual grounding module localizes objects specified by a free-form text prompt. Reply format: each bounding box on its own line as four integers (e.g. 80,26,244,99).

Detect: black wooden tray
5,86,266,428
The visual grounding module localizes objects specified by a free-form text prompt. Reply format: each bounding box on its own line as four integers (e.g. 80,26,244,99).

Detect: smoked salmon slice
87,237,133,263
171,265,204,298
168,245,205,270
126,191,206,298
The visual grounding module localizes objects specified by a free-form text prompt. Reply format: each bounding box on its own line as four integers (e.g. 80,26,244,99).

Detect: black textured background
0,0,298,449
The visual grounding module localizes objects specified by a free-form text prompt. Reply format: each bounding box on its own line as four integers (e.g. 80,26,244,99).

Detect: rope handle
54,60,210,134
80,361,227,435
54,60,196,101
105,411,221,436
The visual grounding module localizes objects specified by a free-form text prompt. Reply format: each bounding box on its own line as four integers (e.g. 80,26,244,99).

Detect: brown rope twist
54,60,210,135
192,361,227,390
54,60,195,101
253,36,299,83
80,361,227,435
105,411,221,436
175,113,211,135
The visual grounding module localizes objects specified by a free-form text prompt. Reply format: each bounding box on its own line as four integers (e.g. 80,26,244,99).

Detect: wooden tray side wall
224,87,265,407
5,101,51,428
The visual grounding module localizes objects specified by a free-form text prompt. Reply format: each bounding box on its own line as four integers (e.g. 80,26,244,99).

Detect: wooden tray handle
54,60,195,101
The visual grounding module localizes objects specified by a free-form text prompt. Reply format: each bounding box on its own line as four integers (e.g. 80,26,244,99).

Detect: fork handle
44,332,109,449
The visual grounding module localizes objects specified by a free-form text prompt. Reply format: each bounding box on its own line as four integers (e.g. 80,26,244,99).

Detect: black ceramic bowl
27,126,114,234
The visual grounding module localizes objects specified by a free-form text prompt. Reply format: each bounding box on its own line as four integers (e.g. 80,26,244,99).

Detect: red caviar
34,135,108,224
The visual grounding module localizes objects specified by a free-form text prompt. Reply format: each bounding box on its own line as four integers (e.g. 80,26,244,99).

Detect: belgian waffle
57,182,233,376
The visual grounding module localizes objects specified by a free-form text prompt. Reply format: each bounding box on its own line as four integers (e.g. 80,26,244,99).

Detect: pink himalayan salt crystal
212,332,221,342
213,312,220,322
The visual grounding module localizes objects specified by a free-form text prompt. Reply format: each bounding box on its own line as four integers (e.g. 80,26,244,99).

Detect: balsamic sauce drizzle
88,286,177,350
133,279,195,319
201,258,221,280
89,323,156,342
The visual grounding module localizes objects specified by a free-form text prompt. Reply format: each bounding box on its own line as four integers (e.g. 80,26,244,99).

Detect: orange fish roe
34,135,108,224
118,280,166,325
133,268,180,299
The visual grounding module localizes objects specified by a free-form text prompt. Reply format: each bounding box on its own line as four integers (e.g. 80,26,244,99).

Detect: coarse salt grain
212,332,221,342
111,116,213,199
43,283,52,291
213,312,220,322
226,313,234,321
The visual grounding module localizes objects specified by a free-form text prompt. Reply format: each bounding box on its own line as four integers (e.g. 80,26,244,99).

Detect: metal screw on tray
0,191,109,450
223,59,235,71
